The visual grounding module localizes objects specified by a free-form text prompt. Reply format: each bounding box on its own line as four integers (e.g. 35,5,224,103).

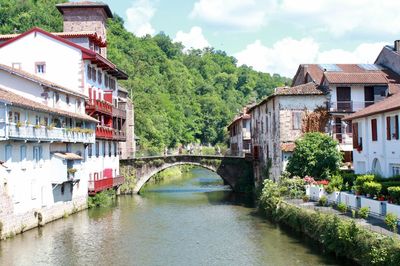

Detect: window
13,112,20,123
20,145,26,162
66,143,71,153
386,115,399,140
12,63,21,70
8,111,13,123
95,142,100,158
55,92,60,103
392,164,400,176
104,74,109,88
114,142,117,157
87,65,92,80
103,141,106,157
44,117,49,126
108,142,112,157
35,62,46,74
88,144,93,158
265,116,269,133
5,145,12,163
77,100,81,111
98,70,102,84
371,119,378,141
292,111,302,130
92,68,97,82
352,122,362,150
66,95,70,105
35,115,40,126
110,79,116,90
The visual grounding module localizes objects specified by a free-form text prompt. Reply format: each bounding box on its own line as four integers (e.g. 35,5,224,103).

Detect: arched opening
372,158,382,176
134,162,232,194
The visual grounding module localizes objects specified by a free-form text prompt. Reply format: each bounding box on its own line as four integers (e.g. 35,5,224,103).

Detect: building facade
344,93,400,177
227,108,251,156
247,83,327,184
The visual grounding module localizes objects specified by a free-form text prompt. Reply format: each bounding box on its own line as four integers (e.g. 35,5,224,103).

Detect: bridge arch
133,161,230,194
120,155,254,194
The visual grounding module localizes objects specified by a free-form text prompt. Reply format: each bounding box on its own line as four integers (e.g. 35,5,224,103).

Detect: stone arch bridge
120,155,254,194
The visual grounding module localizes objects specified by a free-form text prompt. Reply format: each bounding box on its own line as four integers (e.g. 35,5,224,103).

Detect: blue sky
101,0,400,77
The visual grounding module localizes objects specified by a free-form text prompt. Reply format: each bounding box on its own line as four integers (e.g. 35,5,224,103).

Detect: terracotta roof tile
274,82,326,96
0,64,87,99
323,72,388,84
344,93,400,121
0,87,98,123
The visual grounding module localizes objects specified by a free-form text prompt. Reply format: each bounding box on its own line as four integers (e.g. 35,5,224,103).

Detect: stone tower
56,1,113,57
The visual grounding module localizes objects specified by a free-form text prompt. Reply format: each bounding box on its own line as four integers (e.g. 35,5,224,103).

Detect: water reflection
0,167,346,266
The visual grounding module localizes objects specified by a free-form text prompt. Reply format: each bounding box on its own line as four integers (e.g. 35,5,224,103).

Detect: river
0,167,347,266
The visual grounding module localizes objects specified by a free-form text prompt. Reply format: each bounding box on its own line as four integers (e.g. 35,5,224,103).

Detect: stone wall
0,190,87,240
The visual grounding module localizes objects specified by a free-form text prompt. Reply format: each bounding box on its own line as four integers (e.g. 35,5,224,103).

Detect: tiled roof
0,64,87,99
56,1,113,18
0,87,98,123
274,82,326,96
344,93,400,121
227,113,251,129
323,72,389,84
281,142,296,152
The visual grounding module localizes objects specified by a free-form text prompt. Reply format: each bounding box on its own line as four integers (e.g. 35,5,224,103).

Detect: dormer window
35,62,46,74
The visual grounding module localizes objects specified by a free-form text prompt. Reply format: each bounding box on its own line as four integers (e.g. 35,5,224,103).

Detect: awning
53,152,83,160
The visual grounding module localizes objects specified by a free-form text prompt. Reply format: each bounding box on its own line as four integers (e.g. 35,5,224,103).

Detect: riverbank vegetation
259,179,400,265
88,190,116,208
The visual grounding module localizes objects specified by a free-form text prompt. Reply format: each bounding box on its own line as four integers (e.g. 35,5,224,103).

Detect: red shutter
396,115,399,140
387,116,391,140
352,122,359,148
371,119,377,141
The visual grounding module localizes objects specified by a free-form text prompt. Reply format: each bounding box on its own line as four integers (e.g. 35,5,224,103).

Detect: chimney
394,40,400,53
56,1,113,58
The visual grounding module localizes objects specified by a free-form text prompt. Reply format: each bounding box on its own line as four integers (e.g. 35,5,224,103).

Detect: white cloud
125,0,156,37
174,27,210,51
279,0,400,37
190,0,274,30
235,38,386,77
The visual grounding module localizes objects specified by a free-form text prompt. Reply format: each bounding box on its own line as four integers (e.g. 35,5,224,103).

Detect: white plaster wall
353,110,400,177
0,32,84,95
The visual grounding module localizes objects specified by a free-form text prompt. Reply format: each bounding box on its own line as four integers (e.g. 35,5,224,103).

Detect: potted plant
46,123,55,130
67,168,77,179
34,123,41,129
15,121,23,128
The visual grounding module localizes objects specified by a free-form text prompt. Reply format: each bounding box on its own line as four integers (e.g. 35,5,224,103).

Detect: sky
100,0,400,78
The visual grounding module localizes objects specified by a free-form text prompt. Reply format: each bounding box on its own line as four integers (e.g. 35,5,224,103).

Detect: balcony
86,99,113,116
6,123,95,143
112,106,126,119
329,101,375,113
113,129,126,141
88,169,125,195
96,125,114,139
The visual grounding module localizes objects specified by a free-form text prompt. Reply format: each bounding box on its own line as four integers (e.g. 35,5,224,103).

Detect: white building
292,64,400,163
247,82,327,183
227,108,251,156
0,64,97,236
344,93,400,177
0,2,130,195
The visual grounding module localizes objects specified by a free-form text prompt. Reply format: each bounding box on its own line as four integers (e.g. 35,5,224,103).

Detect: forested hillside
0,0,291,152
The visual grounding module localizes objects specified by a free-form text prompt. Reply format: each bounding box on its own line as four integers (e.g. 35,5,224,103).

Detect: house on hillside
248,82,328,184
227,107,251,157
0,1,134,195
292,63,400,163
343,93,400,177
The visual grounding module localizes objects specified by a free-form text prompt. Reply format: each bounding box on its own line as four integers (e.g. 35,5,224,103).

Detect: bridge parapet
120,155,253,194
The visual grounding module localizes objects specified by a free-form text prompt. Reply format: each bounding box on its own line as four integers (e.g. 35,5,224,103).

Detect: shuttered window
352,122,359,148
371,119,378,141
387,116,391,140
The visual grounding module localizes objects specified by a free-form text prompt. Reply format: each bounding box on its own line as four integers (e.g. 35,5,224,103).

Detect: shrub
358,207,369,219
354,175,375,194
362,181,382,197
302,195,309,202
385,213,398,233
279,177,305,199
326,174,343,193
337,202,347,213
318,195,327,206
341,172,358,187
388,186,400,204
286,132,343,179
88,190,116,208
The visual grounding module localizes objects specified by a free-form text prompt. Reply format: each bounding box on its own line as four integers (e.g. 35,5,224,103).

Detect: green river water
0,167,348,266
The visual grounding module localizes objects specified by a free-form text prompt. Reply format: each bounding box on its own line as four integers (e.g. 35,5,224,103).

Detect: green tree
286,132,342,179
